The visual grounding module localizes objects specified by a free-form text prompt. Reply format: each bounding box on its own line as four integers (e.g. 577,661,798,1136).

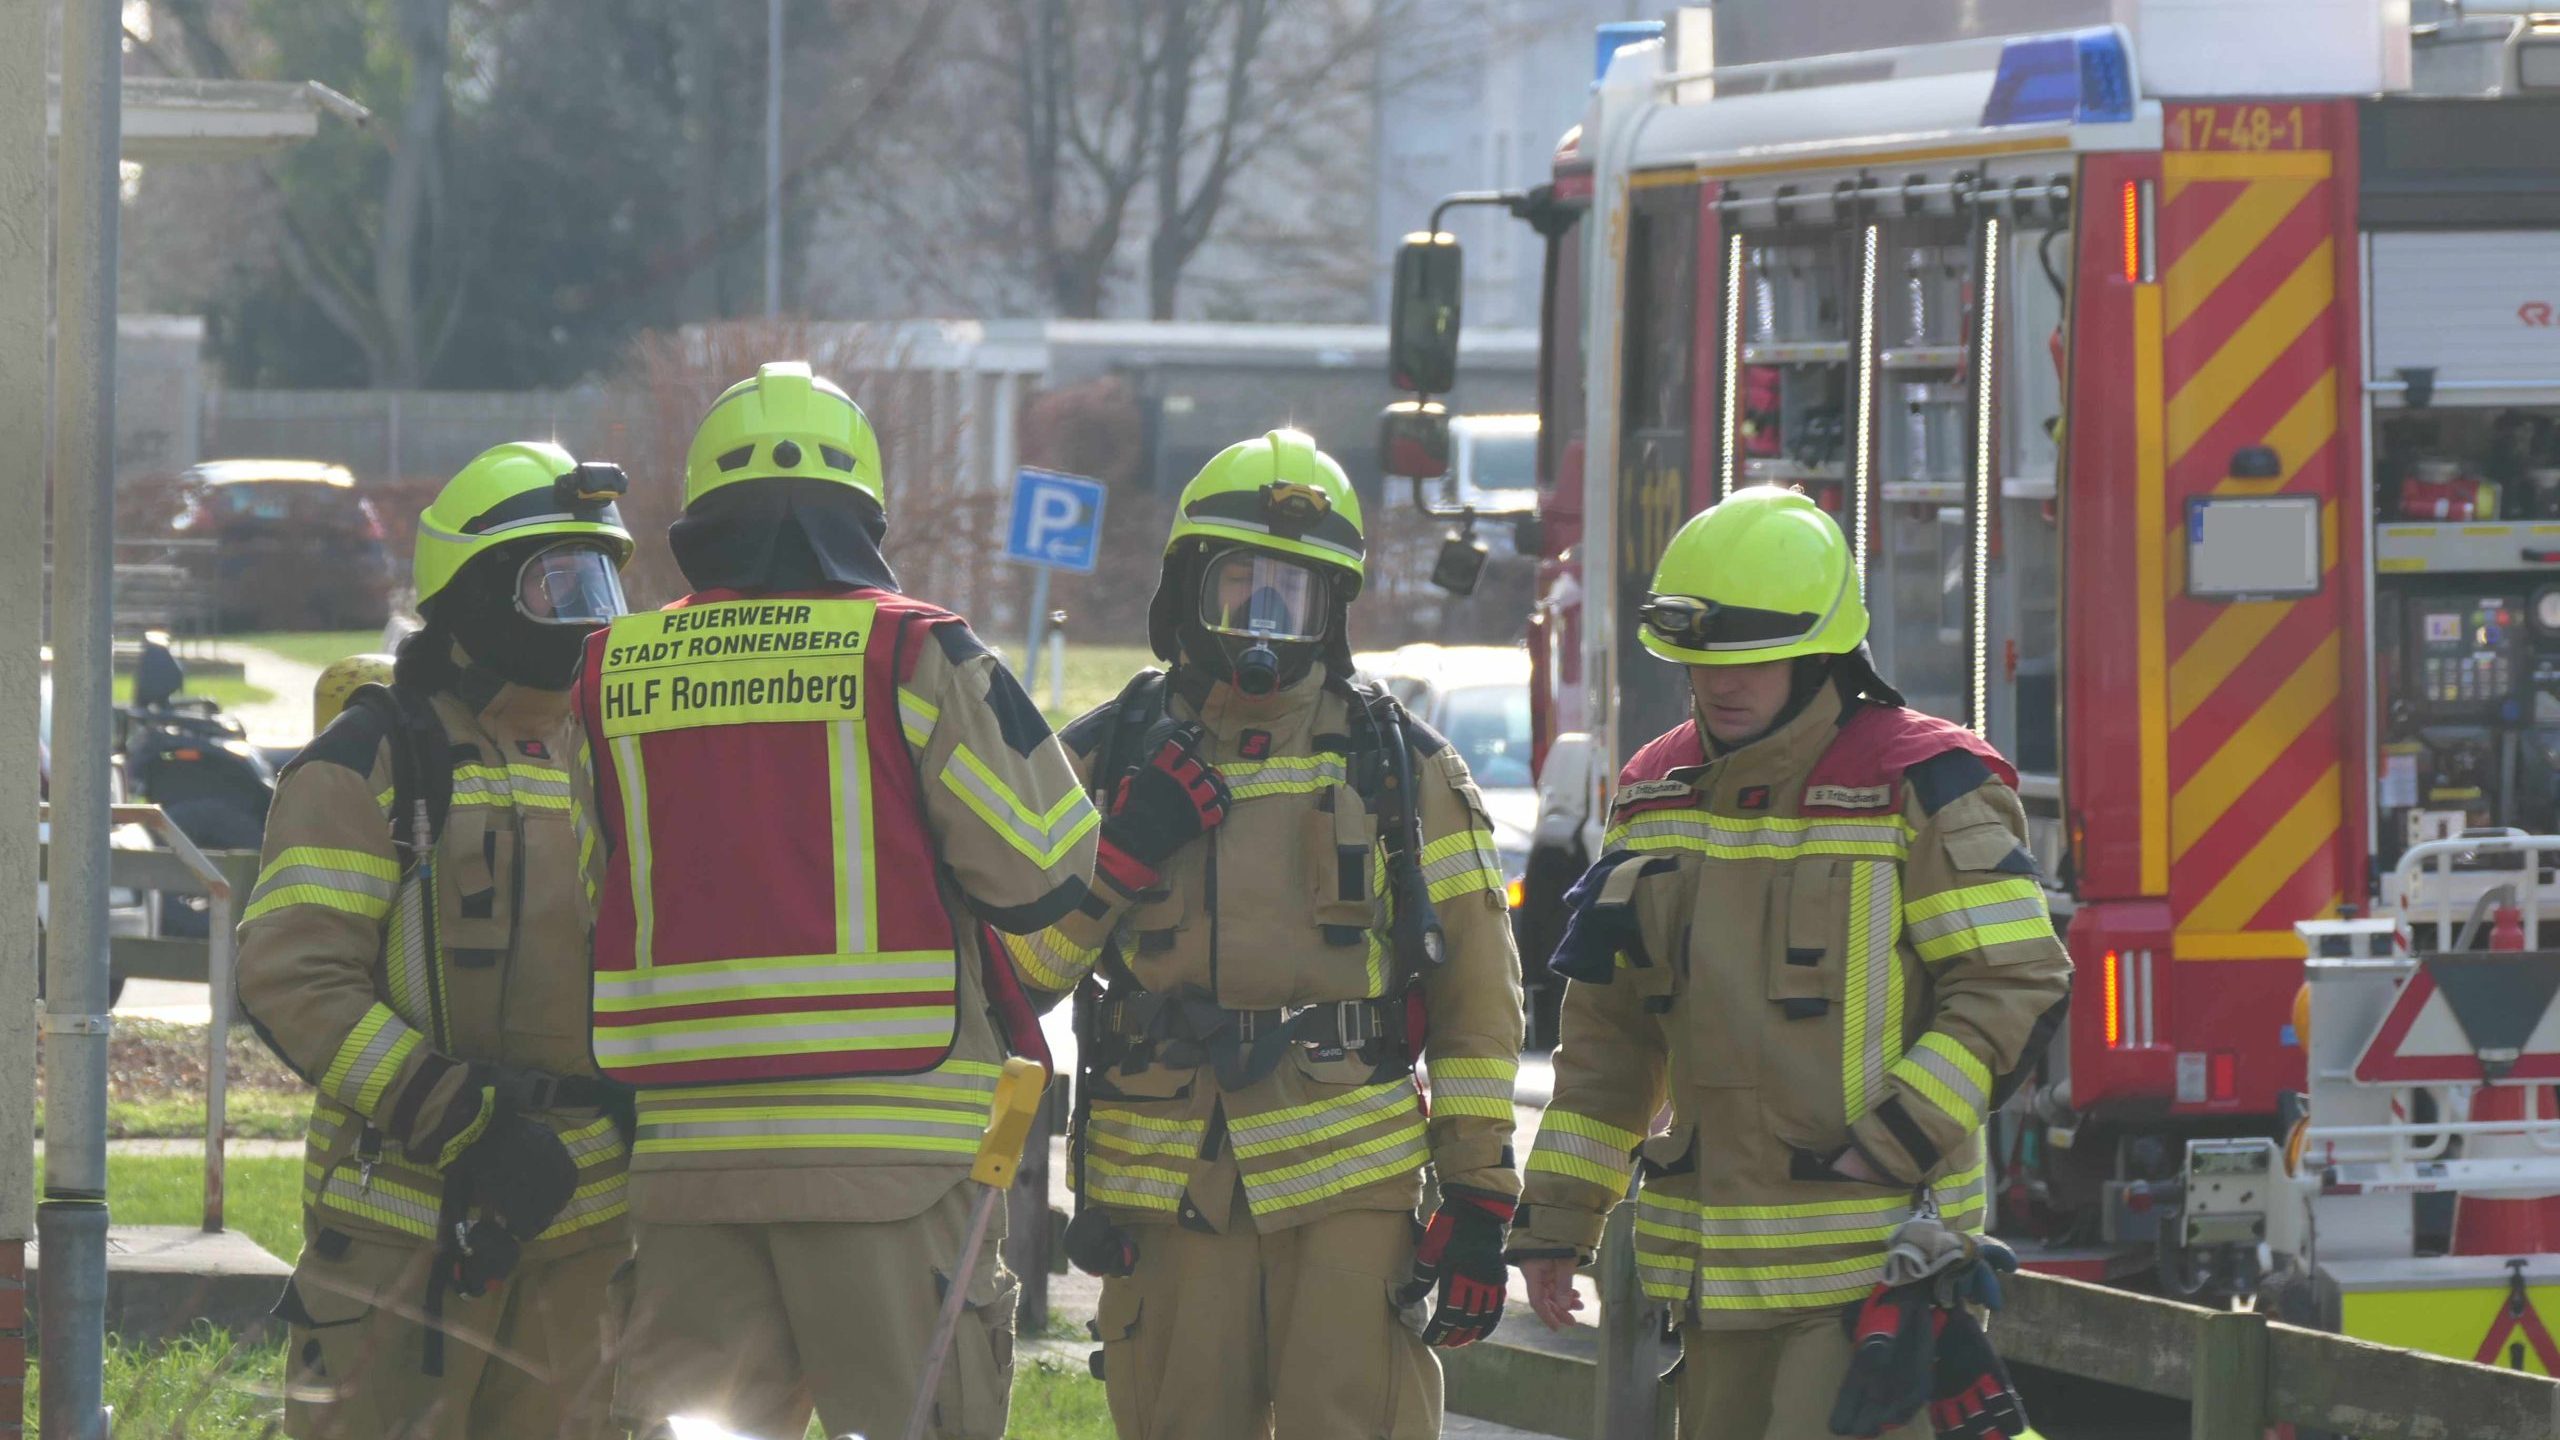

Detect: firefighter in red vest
574,363,1102,1440
1507,487,2071,1439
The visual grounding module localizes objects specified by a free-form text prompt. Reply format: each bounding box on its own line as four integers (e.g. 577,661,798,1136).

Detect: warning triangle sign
2477,1270,2560,1374
2355,951,2560,1084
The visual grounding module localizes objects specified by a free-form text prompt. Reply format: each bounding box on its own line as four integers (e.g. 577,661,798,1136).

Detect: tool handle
969,1056,1048,1189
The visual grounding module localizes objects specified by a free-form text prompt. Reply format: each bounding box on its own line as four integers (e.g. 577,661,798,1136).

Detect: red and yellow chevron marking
2155,121,2354,960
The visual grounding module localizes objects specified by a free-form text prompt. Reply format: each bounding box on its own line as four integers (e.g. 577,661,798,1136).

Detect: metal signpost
1003,467,1107,663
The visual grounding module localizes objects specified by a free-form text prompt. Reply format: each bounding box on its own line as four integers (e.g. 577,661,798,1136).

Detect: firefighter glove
1101,726,1231,869
447,1218,522,1299
1062,1207,1139,1278
1929,1308,2029,1440
1549,851,1651,984
1829,1283,1939,1438
452,1107,579,1243
1396,1187,1514,1348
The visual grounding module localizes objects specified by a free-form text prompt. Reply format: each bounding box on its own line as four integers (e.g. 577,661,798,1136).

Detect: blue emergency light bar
1594,19,1664,85
1979,27,2135,128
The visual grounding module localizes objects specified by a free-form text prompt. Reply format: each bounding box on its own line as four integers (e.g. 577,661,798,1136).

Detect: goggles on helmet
1197,547,1330,644
1636,594,1820,655
516,541,628,627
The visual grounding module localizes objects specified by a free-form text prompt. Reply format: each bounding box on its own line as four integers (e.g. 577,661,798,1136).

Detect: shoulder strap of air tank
1091,668,1170,808
347,682,454,853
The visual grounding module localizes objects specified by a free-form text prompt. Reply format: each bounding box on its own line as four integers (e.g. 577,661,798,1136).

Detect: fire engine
1382,0,2560,1368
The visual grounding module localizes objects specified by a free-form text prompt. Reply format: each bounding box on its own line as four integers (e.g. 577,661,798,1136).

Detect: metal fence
201,389,643,490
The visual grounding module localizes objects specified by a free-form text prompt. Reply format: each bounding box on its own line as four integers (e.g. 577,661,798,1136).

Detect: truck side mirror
1388,232,1464,395
1431,528,1489,596
1380,400,1453,481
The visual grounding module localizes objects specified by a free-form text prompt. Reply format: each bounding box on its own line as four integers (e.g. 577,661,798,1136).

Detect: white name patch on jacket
1804,783,1894,811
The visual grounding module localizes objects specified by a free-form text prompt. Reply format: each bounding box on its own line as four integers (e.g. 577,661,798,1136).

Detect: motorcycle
120,638,276,935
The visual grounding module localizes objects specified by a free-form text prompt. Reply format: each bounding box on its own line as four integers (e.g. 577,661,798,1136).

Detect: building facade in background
1372,0,1644,329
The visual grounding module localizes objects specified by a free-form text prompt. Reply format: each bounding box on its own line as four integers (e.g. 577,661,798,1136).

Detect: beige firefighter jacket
1002,664,1525,1235
237,664,626,1259
1516,684,2071,1329
577,619,1098,1226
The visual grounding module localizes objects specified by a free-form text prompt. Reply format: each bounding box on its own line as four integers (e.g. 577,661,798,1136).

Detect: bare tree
976,0,1409,320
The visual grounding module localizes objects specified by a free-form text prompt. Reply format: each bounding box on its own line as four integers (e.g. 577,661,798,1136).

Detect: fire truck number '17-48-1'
2169,104,2310,152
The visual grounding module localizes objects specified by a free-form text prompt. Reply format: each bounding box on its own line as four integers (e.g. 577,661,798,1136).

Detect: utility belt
1092,987,1407,1092
478,1064,625,1116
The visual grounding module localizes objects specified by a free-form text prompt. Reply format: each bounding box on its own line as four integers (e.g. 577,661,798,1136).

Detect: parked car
169,459,392,631
1353,643,1554,1040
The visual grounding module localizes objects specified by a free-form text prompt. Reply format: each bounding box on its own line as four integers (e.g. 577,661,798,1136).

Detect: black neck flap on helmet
669,477,898,595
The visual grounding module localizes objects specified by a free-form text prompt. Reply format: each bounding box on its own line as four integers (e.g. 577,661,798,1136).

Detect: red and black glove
1928,1308,2029,1440
1396,1187,1514,1348
1829,1283,1939,1438
1097,726,1231,891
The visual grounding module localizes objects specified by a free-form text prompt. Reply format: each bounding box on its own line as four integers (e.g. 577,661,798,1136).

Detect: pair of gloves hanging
1830,1215,2031,1440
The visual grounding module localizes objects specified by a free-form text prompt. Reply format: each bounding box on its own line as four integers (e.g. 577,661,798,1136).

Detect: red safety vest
577,587,959,1087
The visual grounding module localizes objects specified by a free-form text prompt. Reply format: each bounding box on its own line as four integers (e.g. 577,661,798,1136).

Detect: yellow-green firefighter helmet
412,441,635,608
683,361,885,511
1637,486,1868,666
312,653,396,730
1163,429,1366,592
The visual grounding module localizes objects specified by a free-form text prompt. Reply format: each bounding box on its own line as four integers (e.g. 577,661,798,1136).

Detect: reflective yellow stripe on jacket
304,1098,627,1242
243,846,399,925
1229,1081,1429,1218
1635,1163,1989,1311
1605,810,1911,861
631,1059,1003,1156
1081,1105,1204,1215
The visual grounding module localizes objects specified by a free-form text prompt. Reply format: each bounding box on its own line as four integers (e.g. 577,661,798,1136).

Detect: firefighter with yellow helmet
997,429,1525,1438
1506,487,2071,1439
238,442,637,1439
575,363,1097,1440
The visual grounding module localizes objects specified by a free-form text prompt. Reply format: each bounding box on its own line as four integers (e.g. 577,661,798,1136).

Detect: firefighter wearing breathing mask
998,429,1526,1439
238,442,637,1440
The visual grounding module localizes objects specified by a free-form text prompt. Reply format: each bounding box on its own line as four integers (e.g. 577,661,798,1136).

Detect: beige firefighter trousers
1094,1203,1441,1440
1676,1313,1927,1440
608,1183,1016,1440
281,1234,622,1440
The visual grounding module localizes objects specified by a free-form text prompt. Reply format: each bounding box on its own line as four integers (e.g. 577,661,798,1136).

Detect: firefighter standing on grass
997,429,1526,1440
573,362,1098,1440
1507,487,2071,1440
239,441,638,1440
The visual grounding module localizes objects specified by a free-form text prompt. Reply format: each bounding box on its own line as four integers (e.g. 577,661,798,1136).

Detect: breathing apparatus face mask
1194,547,1330,698
441,539,627,691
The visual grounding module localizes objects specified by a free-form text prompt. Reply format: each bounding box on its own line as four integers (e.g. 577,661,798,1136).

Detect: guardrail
1445,1197,2560,1439
38,805,239,1233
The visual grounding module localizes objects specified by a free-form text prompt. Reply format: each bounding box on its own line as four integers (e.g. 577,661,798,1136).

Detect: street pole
43,0,121,1434
764,0,783,321
1024,569,1050,676
0,0,49,1403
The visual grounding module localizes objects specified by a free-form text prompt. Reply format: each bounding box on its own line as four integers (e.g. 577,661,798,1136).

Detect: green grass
32,1154,305,1264
229,631,393,671
26,1339,1113,1440
1028,643,1158,726
1005,1356,1116,1439
27,1328,288,1438
36,1092,308,1143
115,673,276,712
30,1154,1118,1438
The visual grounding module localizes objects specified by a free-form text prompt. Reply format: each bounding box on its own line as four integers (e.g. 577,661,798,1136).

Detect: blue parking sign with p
1006,467,1107,575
